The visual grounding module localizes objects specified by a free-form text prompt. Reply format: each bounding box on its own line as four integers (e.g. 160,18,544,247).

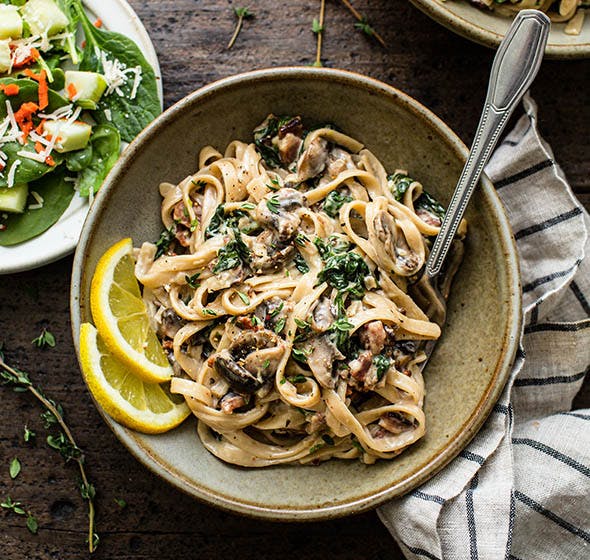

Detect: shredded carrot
0,84,20,96
45,155,55,166
67,83,78,101
35,119,46,135
14,102,39,142
81,40,86,49
94,18,103,28
45,134,53,141
0,162,5,172
23,69,48,109
34,141,44,153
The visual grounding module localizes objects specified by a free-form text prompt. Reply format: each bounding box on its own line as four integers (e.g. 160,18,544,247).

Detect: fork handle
425,10,550,278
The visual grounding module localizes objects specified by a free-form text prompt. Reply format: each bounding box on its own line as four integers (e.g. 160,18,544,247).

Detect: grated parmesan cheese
17,149,46,163
104,108,112,122
7,159,21,188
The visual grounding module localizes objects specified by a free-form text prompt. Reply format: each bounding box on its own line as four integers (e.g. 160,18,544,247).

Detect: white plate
0,0,163,275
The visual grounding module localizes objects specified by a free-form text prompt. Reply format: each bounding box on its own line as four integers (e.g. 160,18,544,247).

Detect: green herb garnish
31,328,56,349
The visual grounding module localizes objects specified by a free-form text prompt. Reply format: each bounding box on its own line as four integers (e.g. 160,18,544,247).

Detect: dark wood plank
0,1,588,558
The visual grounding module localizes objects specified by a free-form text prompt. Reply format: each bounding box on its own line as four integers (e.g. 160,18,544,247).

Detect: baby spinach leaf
65,143,93,172
0,169,74,246
73,1,161,142
0,141,64,188
76,124,120,196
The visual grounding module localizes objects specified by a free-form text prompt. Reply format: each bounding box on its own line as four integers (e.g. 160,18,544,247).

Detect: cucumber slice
21,0,69,37
44,119,93,153
0,40,11,74
65,71,108,110
0,183,28,213
0,5,23,40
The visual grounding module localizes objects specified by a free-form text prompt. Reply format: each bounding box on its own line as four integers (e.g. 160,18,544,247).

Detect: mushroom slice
306,335,344,389
297,136,329,182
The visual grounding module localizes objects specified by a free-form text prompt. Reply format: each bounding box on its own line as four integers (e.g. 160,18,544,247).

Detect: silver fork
412,10,550,369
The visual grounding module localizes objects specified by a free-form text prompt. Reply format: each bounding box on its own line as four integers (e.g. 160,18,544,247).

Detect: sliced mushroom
306,335,344,389
374,210,421,275
378,412,415,434
256,188,305,242
157,308,186,339
325,147,356,179
213,329,285,393
249,230,295,273
297,136,329,182
311,297,334,332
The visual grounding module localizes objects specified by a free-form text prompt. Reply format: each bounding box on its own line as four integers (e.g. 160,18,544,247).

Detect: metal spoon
413,10,550,366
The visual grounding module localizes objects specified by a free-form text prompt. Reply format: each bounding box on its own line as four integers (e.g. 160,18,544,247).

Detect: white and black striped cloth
378,95,590,560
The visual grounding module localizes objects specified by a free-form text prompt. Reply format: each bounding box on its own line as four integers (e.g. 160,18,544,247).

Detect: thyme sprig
340,0,386,47
0,348,97,552
1,496,38,534
313,0,326,67
227,7,254,49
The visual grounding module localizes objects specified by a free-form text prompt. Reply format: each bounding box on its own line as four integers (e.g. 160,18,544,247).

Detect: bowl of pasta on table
409,0,590,58
71,67,521,519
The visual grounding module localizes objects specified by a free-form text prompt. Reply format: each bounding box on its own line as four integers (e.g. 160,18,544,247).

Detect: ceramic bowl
71,67,521,520
410,0,590,59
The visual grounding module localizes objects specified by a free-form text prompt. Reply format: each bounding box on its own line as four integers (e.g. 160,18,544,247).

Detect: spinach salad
0,0,160,245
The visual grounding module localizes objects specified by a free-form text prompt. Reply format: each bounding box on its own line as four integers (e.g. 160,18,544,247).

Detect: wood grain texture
0,1,587,558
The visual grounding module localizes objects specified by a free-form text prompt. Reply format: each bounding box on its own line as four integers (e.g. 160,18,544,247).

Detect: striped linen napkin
378,94,590,560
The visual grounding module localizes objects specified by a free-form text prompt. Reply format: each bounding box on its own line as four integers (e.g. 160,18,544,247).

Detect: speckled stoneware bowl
410,0,590,59
71,67,521,520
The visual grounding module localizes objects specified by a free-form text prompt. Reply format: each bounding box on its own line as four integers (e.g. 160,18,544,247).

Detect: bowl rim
71,66,522,520
409,0,590,59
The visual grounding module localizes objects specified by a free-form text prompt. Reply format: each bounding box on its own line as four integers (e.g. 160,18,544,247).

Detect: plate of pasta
71,68,521,519
410,0,590,58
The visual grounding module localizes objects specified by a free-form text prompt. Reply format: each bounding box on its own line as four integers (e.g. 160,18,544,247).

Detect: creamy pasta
133,115,465,466
459,0,588,35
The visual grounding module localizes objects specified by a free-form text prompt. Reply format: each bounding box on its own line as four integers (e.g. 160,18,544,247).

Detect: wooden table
1,1,588,558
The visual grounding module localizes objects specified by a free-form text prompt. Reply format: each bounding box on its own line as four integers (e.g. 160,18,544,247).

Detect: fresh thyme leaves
295,233,309,247
340,0,386,47
0,348,98,552
31,328,56,349
269,302,284,318
292,346,312,364
26,514,39,534
1,496,25,515
23,426,36,443
241,202,256,210
266,195,280,214
1,497,38,534
236,290,250,305
287,374,308,384
312,18,324,34
213,229,251,273
373,354,391,380
205,205,251,238
202,308,218,316
323,190,352,217
388,172,414,201
313,0,326,67
227,6,254,49
185,272,200,289
9,457,21,479
274,317,286,334
154,225,176,259
114,497,127,509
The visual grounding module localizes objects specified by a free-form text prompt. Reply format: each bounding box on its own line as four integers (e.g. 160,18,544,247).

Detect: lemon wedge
79,323,190,433
90,237,173,383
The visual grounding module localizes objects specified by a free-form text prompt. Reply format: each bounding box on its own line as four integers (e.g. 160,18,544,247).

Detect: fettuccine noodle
133,115,465,466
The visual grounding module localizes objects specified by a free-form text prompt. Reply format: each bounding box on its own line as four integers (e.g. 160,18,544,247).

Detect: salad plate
0,0,163,275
